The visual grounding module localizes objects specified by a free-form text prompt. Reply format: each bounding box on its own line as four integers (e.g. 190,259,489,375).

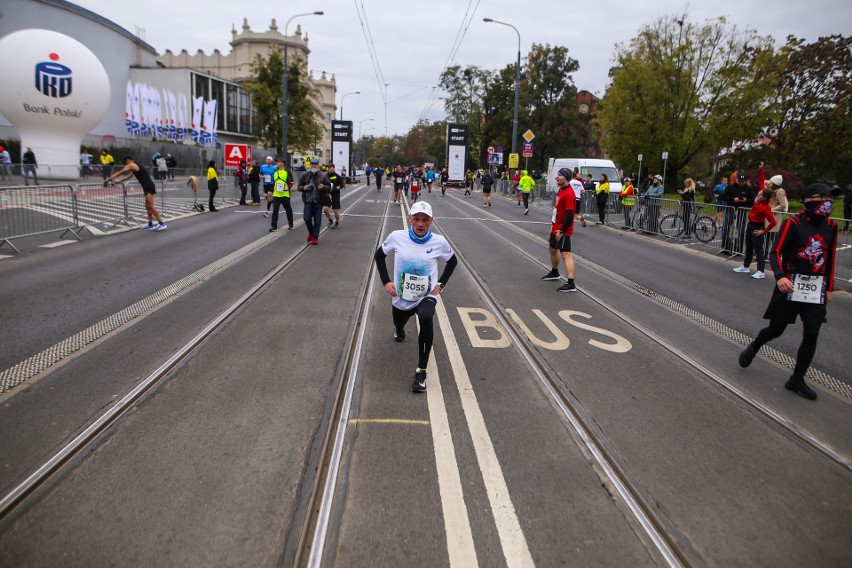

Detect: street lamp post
357,118,374,140
358,126,375,169
483,17,521,177
339,91,360,121
282,10,323,162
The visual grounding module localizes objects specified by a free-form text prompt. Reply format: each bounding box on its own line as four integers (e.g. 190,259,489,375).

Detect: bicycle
626,198,665,234
659,202,717,243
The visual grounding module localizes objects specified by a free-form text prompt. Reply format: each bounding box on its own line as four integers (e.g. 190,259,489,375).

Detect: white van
546,158,622,194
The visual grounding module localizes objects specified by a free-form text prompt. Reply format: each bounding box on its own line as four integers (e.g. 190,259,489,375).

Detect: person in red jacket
540,168,578,292
738,183,840,400
732,188,777,279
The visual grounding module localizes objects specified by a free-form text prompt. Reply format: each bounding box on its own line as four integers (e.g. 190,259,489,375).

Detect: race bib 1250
788,274,824,304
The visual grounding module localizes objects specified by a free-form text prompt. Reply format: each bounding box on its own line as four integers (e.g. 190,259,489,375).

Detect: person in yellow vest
99,149,114,180
595,173,610,224
619,177,636,227
518,169,535,214
207,160,219,212
270,156,294,231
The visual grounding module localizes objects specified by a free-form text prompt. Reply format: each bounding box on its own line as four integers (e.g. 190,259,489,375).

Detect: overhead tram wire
358,0,387,91
352,0,388,114
418,0,477,121
417,0,482,123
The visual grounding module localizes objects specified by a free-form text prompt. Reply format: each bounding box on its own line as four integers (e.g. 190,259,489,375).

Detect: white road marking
40,240,75,249
399,199,534,567
0,255,13,261
436,300,535,567
425,351,479,567
398,204,478,566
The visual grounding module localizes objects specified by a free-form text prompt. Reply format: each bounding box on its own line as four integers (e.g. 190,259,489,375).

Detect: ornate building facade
158,19,337,164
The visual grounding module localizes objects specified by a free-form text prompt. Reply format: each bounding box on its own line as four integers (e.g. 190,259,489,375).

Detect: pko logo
35,53,72,98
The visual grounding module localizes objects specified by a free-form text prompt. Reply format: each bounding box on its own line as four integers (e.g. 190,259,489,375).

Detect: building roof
39,0,158,55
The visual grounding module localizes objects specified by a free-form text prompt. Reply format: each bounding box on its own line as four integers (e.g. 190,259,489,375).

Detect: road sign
487,146,495,155
487,153,503,165
638,154,643,161
522,143,533,158
662,151,669,160
508,153,519,168
224,143,252,167
522,130,535,143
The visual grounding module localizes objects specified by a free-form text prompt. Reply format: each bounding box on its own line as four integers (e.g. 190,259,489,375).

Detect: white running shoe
751,271,766,279
732,266,751,273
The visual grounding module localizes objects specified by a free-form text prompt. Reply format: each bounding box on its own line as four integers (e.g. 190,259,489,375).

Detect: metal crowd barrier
0,185,80,252
496,182,852,284
0,176,238,253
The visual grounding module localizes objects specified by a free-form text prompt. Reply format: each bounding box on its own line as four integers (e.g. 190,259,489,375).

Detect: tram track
426,201,692,568
441,196,850,474
0,189,378,524
290,195,392,567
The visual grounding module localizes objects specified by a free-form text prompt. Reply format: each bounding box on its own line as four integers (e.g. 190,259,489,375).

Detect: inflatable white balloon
0,29,111,180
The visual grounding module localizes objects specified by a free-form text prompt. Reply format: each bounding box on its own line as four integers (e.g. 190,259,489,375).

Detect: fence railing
493,180,851,283
0,176,238,253
0,164,233,185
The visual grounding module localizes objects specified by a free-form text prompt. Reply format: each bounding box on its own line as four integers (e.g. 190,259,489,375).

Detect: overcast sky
72,0,850,138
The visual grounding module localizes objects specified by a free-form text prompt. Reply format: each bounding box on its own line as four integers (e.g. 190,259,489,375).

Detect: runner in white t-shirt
374,201,458,392
569,172,587,227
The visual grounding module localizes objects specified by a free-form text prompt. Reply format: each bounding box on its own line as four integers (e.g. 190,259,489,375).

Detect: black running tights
753,317,822,379
392,298,437,370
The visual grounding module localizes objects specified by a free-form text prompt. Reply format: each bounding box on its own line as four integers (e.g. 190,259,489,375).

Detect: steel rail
429,209,691,568
0,189,375,521
445,197,851,473
292,195,392,567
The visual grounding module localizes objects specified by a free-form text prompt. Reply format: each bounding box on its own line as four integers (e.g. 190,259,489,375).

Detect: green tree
597,13,775,187
481,64,517,169
401,120,446,165
768,35,852,183
521,43,581,171
439,65,489,168
242,48,322,156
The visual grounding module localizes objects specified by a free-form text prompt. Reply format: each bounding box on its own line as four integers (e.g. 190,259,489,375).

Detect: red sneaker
310,237,318,245
306,236,312,243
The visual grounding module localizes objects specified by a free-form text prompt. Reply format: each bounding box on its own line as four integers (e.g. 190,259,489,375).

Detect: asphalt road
0,183,849,566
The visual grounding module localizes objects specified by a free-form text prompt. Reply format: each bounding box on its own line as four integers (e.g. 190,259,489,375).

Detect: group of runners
386,167,839,403
105,154,839,402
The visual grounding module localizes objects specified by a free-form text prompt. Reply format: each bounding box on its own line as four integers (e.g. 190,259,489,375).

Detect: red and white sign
224,143,252,167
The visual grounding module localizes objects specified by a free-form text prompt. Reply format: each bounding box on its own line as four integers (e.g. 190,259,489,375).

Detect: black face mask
804,200,832,217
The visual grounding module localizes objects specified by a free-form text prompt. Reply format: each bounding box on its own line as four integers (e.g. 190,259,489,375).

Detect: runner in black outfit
105,157,166,231
738,183,841,400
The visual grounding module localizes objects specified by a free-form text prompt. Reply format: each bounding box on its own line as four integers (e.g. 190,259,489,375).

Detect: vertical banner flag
446,123,468,182
331,120,353,175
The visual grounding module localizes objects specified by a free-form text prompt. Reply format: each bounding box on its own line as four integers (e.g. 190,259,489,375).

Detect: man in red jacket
738,183,840,400
540,168,578,292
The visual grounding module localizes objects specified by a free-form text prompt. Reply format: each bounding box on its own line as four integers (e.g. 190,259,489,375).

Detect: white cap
409,201,433,218
265,155,273,161
769,175,783,186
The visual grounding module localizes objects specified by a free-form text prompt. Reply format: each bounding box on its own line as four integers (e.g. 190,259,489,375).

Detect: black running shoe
739,345,757,368
411,370,427,392
785,377,817,400
394,330,406,342
541,270,560,281
557,282,577,293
